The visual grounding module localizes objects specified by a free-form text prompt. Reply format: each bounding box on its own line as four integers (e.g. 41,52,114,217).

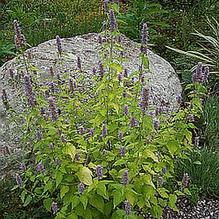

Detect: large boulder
0,33,182,175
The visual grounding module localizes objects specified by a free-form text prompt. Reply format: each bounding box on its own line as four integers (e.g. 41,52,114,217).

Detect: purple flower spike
130,117,138,127
123,91,127,98
19,163,26,171
103,0,109,12
13,20,21,38
1,89,9,109
118,73,123,82
56,35,62,55
140,88,149,113
48,96,58,121
109,10,117,32
90,128,95,137
118,35,122,43
99,62,104,80
79,126,85,135
153,118,160,131
118,131,123,141
48,82,55,93
98,35,103,44
24,74,36,107
182,173,190,188
77,56,82,71
40,107,46,116
176,94,182,104
15,173,22,187
49,67,54,77
36,161,44,172
192,62,209,83
124,105,129,115
9,69,14,79
141,75,145,83
56,73,62,84
36,128,42,140
124,200,131,215
141,23,148,45
96,165,103,180
13,20,26,49
120,146,126,157
61,134,66,143
51,202,58,214
203,66,209,82
124,69,128,78
92,67,97,75
141,23,149,54
187,114,195,122
79,182,85,194
122,169,129,185
75,153,80,161
101,124,107,138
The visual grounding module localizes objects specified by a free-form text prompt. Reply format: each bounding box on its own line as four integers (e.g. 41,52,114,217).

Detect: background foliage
0,0,219,218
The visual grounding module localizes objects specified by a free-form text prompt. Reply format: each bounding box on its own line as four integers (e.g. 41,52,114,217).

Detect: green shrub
1,0,103,46
203,95,219,151
176,149,219,198
0,40,15,66
118,0,169,42
167,17,219,86
1,9,207,218
0,178,52,218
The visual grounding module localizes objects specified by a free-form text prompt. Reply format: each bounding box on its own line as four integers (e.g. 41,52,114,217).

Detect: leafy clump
2,4,207,219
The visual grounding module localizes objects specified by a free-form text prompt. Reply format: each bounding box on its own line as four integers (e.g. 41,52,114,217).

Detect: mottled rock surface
0,33,182,174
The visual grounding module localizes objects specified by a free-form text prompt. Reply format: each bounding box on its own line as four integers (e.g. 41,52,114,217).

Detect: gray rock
0,33,182,170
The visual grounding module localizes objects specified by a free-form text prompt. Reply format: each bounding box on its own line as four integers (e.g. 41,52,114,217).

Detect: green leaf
56,171,63,187
157,188,169,199
143,149,159,162
80,195,88,209
67,213,78,219
175,190,184,196
78,167,93,186
184,188,192,196
97,183,107,199
23,194,32,207
114,159,126,166
103,201,113,216
111,103,120,114
193,161,201,165
113,189,124,207
43,198,53,211
112,209,125,219
63,143,76,160
109,62,123,72
21,190,27,203
143,174,155,188
166,140,179,157
46,125,57,135
83,207,93,219
60,185,69,199
169,194,178,212
152,205,163,218
89,195,104,213
45,180,54,192
71,196,80,208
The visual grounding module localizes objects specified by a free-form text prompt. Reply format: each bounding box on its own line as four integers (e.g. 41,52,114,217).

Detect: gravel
142,198,219,219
